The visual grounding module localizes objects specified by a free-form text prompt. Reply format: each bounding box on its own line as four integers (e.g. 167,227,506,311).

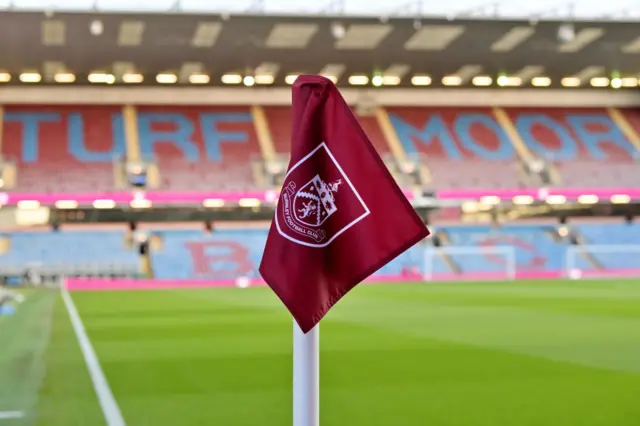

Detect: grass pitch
3,280,640,426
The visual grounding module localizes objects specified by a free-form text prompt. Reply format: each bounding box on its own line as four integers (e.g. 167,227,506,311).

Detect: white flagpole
293,321,319,426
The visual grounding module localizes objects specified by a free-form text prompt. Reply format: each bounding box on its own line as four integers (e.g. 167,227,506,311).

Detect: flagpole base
293,321,319,426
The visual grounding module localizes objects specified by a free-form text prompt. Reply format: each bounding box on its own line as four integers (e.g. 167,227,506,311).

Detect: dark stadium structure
1,5,640,426
0,9,638,284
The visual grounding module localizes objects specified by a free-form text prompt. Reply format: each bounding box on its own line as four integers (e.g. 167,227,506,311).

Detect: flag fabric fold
260,75,430,333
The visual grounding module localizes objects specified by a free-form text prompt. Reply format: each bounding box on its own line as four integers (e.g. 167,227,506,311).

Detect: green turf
7,280,640,425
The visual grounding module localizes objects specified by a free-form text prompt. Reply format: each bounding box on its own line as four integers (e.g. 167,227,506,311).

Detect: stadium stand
437,224,568,274
0,230,139,277
135,106,262,191
261,106,426,185
128,223,638,280
2,105,123,192
3,224,635,281
149,229,267,280
505,108,640,188
387,107,528,190
571,223,640,271
2,105,638,192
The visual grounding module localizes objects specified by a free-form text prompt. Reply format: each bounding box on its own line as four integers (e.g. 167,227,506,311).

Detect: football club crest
294,176,342,227
275,142,370,247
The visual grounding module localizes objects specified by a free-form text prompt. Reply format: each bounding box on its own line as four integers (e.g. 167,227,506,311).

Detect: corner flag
260,75,430,333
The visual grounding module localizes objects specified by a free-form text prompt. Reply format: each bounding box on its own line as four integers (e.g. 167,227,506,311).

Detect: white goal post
423,246,517,281
565,245,640,279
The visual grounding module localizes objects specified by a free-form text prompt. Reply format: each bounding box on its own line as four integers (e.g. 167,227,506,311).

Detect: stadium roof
3,0,640,19
1,10,640,89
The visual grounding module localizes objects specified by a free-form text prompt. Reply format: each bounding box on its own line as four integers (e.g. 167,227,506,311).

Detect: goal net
423,246,516,282
565,245,640,279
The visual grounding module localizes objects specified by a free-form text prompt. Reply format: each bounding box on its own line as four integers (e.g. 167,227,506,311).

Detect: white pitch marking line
0,411,25,419
62,289,126,426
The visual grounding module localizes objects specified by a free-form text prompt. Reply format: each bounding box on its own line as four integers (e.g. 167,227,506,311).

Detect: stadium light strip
238,198,261,207
479,195,500,205
561,77,581,87
156,73,178,84
203,198,225,207
255,74,275,85
348,75,369,85
577,195,599,204
54,73,76,83
130,199,152,208
189,74,210,84
19,73,42,83
531,76,551,87
88,73,115,84
512,195,534,205
92,199,116,209
221,74,242,84
472,76,492,86
497,76,521,87
382,75,401,86
611,194,631,204
461,201,480,213
442,75,462,86
411,75,431,86
16,200,40,209
545,195,567,204
55,200,79,209
621,77,638,87
122,73,144,83
285,74,299,85
590,77,609,87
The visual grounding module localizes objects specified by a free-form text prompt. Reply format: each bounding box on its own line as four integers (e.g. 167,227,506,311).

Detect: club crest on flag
275,142,370,248
293,176,341,227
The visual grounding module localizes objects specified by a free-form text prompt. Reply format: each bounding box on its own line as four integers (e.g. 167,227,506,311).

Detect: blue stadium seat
149,229,434,280
5,223,630,282
150,229,268,280
0,231,138,275
438,225,568,274
572,223,640,270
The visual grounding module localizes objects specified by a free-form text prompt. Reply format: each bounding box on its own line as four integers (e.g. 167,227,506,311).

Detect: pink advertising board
65,269,640,291
0,189,416,206
1,187,638,206
436,187,640,201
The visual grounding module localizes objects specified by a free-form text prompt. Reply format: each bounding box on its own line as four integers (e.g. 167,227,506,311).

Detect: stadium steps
492,107,535,163
0,105,15,189
375,107,432,187
493,107,562,185
434,230,462,273
607,107,640,152
140,252,153,278
120,105,160,188
1,163,17,189
251,106,277,188
569,228,605,270
113,161,127,189
145,164,160,188
251,106,277,163
144,234,164,278
125,231,154,277
123,105,141,162
0,236,8,254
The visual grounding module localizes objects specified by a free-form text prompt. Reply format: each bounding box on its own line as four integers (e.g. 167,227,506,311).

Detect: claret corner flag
259,75,430,333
